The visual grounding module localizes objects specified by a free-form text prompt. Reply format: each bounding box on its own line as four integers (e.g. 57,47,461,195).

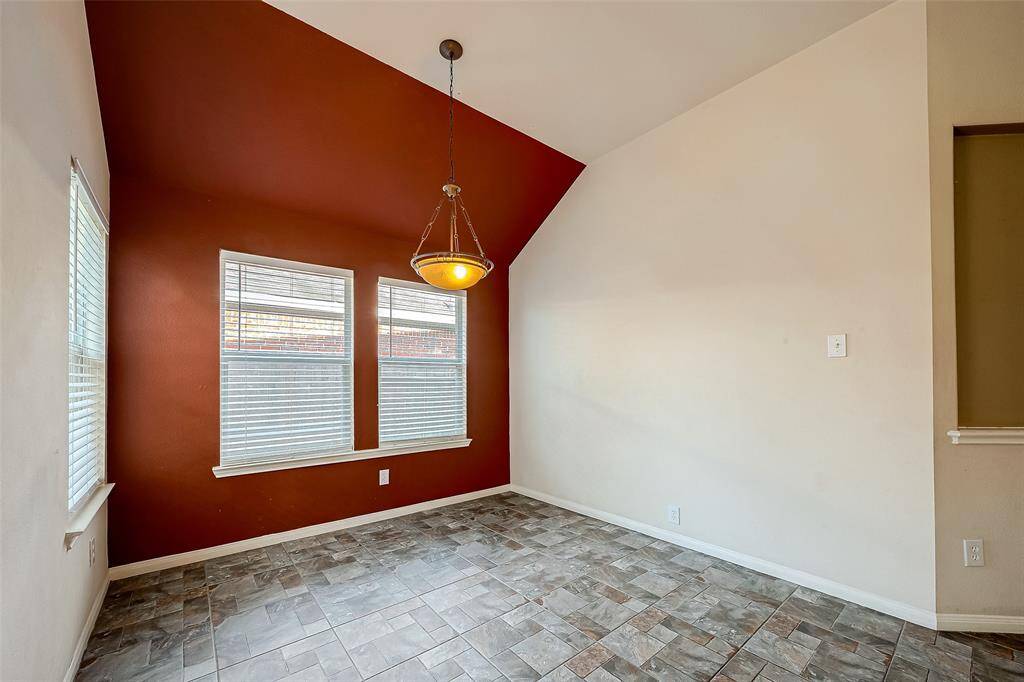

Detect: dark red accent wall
107,177,510,566
86,0,584,565
84,1,584,265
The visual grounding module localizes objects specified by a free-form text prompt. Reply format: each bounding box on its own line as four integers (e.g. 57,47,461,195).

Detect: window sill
947,428,1024,445
65,483,114,550
212,438,472,478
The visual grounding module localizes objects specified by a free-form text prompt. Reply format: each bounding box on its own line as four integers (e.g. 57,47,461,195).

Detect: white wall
511,1,936,620
927,0,1024,620
1,2,110,679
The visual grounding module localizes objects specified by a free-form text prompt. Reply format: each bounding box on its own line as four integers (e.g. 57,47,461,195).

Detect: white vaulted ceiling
268,1,889,162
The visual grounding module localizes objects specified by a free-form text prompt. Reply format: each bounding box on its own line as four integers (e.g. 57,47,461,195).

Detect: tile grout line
307,526,393,678
346,508,516,677
126,496,700,678
299,502,557,679
97,499,808,680
458,499,780,679
464,499,917,680
204,572,220,682
92,493,1005,681
488,502,758,675
228,512,529,682
432,501,752,678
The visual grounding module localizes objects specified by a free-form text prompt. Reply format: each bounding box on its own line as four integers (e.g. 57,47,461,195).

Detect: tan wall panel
953,133,1024,427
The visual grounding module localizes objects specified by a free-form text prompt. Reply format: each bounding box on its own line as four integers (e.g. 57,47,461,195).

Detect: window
68,163,108,511
220,252,353,467
378,277,467,444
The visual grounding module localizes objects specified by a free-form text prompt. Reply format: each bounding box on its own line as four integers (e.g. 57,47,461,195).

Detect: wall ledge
946,428,1024,445
65,483,115,550
936,613,1024,634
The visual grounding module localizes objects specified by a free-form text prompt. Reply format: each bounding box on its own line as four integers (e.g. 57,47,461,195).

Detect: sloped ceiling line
85,0,584,264
269,0,889,162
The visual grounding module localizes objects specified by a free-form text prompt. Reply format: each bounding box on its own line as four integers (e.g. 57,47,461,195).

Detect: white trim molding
71,156,109,229
212,438,472,478
937,613,1024,634
109,484,509,580
947,428,1024,445
64,577,109,682
65,483,114,550
510,484,939,630
220,249,354,279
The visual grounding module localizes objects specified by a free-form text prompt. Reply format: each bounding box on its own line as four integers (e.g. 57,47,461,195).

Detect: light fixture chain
448,56,455,184
450,196,460,252
414,195,446,257
456,195,487,259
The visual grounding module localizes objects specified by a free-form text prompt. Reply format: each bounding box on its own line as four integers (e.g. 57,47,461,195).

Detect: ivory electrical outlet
379,469,390,486
667,505,681,525
827,334,847,358
963,539,984,567
89,538,96,567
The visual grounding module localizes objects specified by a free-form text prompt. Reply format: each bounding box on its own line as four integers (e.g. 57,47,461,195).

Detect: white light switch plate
379,469,390,486
827,334,847,358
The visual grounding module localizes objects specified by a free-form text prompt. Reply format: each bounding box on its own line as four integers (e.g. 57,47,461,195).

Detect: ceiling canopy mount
439,38,463,61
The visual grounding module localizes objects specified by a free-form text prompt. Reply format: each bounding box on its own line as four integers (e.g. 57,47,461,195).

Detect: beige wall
928,0,1024,619
1,2,111,679
511,1,937,621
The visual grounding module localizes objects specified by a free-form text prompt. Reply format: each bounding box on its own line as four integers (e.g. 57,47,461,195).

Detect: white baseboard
64,575,109,682
109,485,511,581
510,484,939,630
937,613,1024,634
90,483,1024,642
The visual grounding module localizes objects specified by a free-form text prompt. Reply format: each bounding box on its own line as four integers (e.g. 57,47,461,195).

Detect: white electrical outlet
827,334,847,358
89,538,96,567
667,505,681,525
379,469,390,486
963,539,984,566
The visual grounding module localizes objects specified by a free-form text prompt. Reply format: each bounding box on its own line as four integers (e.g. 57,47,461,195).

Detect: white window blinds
220,252,353,466
378,278,466,444
68,164,108,511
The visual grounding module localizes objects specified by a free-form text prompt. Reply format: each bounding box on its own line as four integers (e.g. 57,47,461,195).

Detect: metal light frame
411,40,494,289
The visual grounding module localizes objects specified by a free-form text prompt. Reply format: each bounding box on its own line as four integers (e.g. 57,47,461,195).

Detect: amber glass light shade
411,252,493,291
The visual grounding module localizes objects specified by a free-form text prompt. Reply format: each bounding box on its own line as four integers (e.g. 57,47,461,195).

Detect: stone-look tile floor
77,493,1024,681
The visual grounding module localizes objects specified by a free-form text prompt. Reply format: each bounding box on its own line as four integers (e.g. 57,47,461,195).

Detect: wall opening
953,123,1024,427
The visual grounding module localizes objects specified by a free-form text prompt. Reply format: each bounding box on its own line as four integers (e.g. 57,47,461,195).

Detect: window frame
210,264,473,479
67,159,109,515
377,276,468,447
218,250,355,468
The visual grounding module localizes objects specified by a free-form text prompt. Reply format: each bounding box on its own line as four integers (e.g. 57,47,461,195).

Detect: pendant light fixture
411,39,494,291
